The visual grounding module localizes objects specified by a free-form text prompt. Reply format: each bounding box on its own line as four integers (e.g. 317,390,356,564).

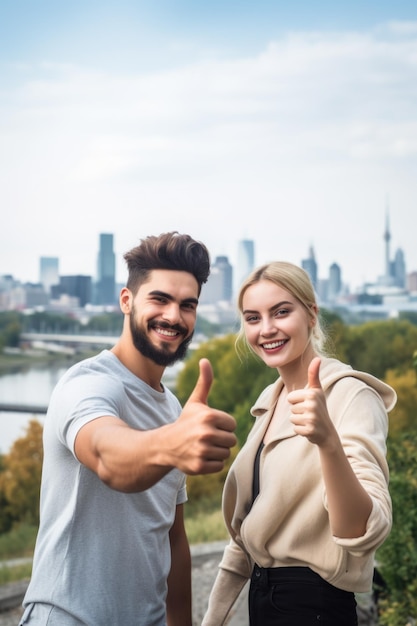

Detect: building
52,275,93,307
95,233,116,305
302,245,318,290
327,263,342,302
201,255,233,304
40,257,59,295
236,239,255,294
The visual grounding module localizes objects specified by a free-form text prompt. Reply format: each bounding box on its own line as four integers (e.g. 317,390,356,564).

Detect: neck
111,340,165,391
278,350,317,392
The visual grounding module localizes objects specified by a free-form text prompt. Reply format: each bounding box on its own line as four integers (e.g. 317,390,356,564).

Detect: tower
96,233,116,305
301,245,318,290
236,240,255,293
40,257,59,295
384,207,391,283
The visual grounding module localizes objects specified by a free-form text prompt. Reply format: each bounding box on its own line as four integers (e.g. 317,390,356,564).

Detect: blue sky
1,1,417,291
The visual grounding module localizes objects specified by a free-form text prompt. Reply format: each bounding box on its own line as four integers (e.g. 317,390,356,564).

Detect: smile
262,339,287,349
155,327,180,338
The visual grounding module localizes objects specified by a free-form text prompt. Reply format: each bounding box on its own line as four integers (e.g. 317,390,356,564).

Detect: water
0,358,182,454
0,363,68,454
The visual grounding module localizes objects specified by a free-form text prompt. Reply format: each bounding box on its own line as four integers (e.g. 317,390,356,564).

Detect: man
20,232,237,626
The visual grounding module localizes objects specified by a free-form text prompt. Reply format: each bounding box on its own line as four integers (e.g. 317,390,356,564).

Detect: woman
202,262,396,626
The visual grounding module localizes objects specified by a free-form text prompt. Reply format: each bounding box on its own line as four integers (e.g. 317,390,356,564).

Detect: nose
162,302,182,325
260,317,276,336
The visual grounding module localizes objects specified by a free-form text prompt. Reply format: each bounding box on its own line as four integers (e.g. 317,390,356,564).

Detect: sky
1,0,417,293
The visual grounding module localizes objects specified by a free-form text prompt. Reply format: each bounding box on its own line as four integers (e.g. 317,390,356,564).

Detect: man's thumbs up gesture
170,358,237,475
287,357,335,446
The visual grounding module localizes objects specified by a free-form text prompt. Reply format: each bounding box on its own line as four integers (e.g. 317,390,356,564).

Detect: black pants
249,565,358,626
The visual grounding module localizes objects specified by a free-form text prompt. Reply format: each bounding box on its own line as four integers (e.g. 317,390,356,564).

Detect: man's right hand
167,358,237,475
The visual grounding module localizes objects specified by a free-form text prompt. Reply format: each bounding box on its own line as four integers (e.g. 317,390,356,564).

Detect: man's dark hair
124,231,210,295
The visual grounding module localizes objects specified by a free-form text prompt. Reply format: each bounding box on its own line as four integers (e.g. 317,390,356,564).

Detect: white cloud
1,21,416,287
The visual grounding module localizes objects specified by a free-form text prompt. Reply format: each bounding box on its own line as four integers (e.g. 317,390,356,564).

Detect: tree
377,432,417,626
384,368,417,437
343,320,417,379
0,419,43,526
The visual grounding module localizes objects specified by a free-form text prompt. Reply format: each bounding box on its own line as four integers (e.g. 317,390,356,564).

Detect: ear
309,304,319,327
120,287,133,314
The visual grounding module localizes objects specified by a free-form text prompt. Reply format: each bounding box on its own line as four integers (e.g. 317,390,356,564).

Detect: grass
0,562,32,584
0,524,38,560
184,495,228,545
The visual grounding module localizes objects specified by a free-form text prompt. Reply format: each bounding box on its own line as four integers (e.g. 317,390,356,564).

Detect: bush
377,433,417,625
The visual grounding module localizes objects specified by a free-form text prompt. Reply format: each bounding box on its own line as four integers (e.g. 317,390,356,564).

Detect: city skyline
1,1,417,289
3,217,413,299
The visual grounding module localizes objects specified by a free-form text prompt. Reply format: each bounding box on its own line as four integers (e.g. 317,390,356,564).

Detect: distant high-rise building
328,263,342,301
201,255,233,304
56,275,93,307
301,245,318,290
236,239,255,293
407,271,417,292
96,233,116,305
378,208,407,289
392,248,406,289
40,257,59,295
384,208,391,283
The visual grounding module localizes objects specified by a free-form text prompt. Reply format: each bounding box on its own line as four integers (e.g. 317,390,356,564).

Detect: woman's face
241,279,316,371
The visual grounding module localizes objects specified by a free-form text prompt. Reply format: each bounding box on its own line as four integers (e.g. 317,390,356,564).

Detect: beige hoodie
202,357,396,626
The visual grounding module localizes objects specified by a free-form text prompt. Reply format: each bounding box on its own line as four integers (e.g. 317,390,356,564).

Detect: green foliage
21,311,82,333
0,524,38,560
85,312,123,334
377,432,417,625
184,494,228,544
0,311,22,348
0,561,32,584
385,368,417,436
399,311,417,326
342,320,417,379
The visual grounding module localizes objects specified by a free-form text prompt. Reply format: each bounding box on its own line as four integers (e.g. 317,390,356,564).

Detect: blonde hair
236,261,327,358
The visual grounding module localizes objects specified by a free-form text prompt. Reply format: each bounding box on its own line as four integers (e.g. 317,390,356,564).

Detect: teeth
263,340,285,349
157,328,178,337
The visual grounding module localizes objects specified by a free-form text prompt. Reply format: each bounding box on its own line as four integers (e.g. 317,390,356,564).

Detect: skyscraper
236,239,255,294
328,262,342,301
40,257,59,294
96,233,116,305
301,245,318,290
201,255,233,304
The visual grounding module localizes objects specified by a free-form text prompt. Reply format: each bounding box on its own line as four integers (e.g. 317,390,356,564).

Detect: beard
129,310,193,367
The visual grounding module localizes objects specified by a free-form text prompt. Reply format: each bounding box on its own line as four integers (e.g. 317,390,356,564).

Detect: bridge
0,403,47,414
21,332,119,348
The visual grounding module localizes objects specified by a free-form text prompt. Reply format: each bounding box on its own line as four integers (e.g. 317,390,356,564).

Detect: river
0,355,182,454
0,363,68,454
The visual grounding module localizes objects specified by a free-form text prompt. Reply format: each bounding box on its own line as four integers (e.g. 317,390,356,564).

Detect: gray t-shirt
23,350,187,625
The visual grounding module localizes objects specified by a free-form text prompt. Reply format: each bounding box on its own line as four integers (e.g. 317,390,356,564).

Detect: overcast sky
1,0,416,293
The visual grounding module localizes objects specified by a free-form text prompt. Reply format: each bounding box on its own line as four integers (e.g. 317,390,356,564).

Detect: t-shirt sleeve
52,371,123,455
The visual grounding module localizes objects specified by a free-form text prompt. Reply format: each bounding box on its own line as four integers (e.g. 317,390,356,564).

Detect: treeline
1,312,417,624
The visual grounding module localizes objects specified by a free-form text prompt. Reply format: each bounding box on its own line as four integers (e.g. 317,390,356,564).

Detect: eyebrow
148,290,199,306
242,300,292,315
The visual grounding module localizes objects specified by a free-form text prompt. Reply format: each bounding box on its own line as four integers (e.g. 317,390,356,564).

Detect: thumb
307,357,322,389
186,358,213,405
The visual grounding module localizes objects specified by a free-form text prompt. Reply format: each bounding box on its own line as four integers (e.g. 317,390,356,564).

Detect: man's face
129,269,199,367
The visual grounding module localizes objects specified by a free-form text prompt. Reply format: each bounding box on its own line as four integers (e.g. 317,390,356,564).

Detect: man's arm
167,504,192,626
74,359,237,492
